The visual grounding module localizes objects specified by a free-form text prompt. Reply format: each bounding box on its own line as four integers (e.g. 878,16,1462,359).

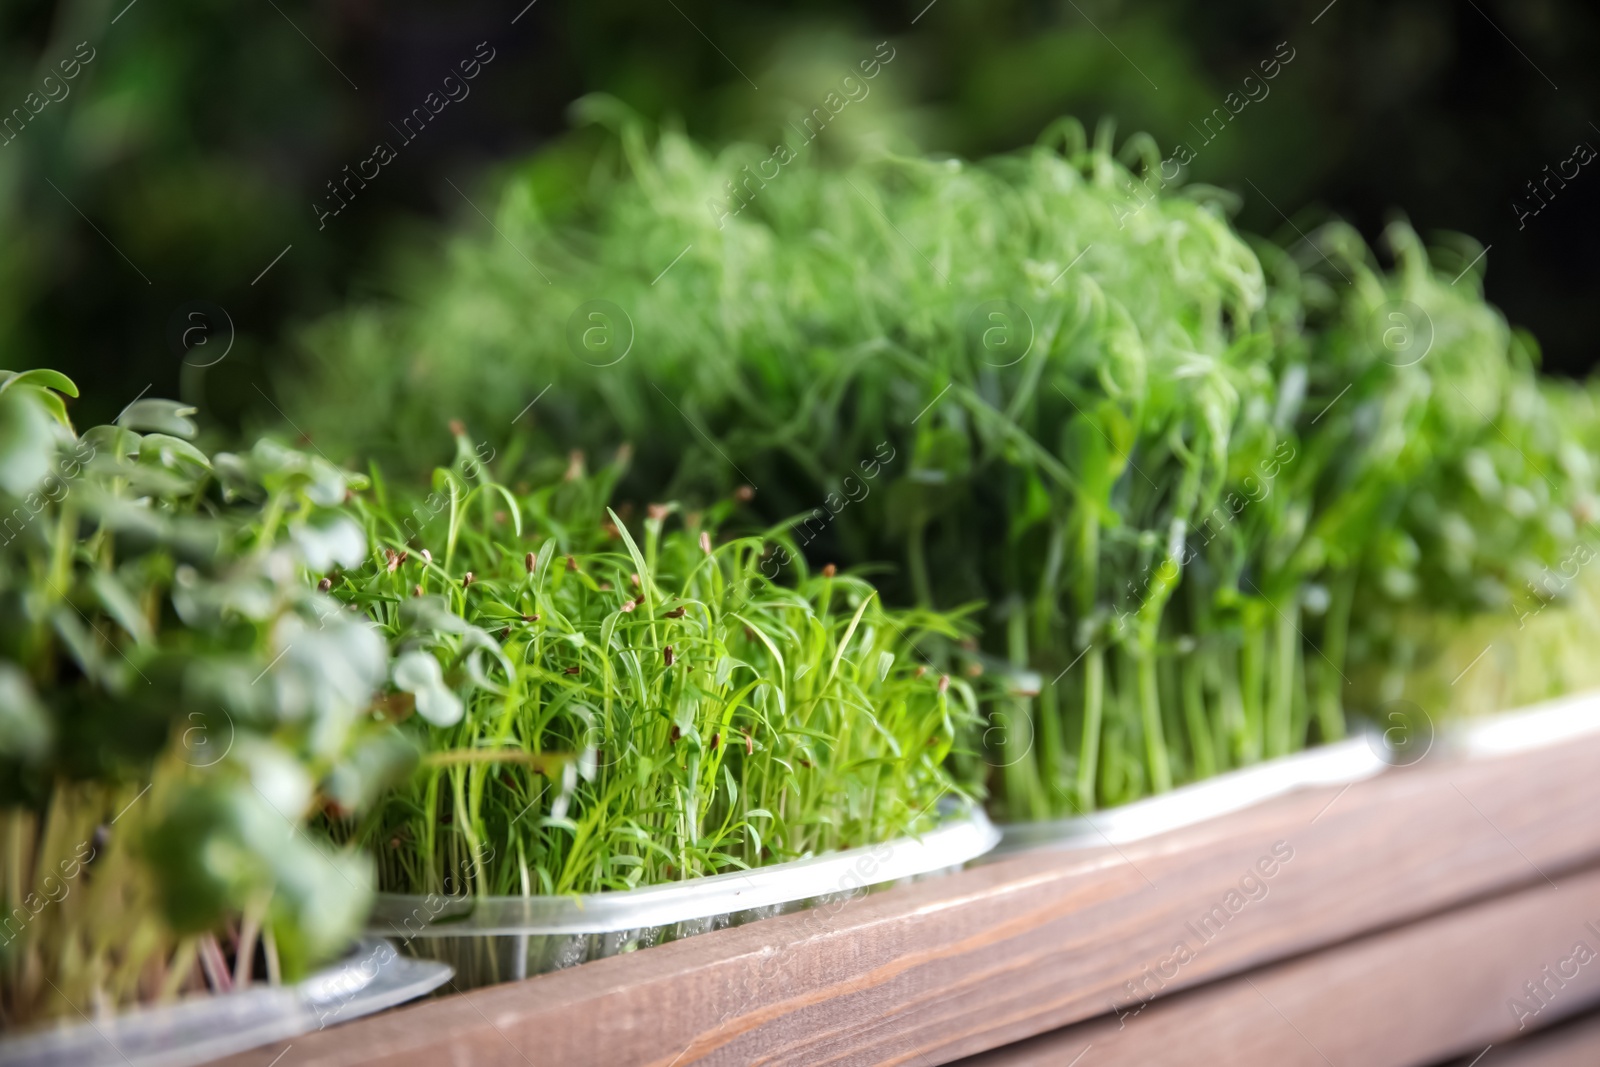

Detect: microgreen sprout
331,433,982,895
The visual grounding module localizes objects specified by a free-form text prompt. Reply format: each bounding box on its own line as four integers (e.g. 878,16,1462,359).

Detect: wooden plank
964,865,1600,1066
216,729,1600,1067
1468,1011,1600,1066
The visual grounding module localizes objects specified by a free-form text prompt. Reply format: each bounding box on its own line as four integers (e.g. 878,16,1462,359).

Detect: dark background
2,0,1594,431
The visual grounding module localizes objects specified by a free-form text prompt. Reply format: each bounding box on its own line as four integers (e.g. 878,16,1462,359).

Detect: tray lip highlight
988,733,1390,856
0,936,450,1067
367,802,1000,938
988,686,1600,857
1448,687,1600,759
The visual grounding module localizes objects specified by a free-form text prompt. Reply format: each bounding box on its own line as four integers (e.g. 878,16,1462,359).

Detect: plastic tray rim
369,803,999,937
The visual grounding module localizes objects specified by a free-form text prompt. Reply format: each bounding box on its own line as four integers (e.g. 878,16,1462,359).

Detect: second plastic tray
368,804,999,989
990,735,1390,856
0,937,450,1067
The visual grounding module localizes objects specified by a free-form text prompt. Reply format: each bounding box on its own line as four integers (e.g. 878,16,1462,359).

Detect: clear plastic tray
989,735,1391,856
369,805,999,988
988,689,1600,858
1448,687,1600,759
0,937,451,1067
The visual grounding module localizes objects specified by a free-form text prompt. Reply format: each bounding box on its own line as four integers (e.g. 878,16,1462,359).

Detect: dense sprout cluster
0,371,412,1026
1289,223,1600,713
293,116,1296,818
1,368,983,1025
329,431,980,896
292,115,1600,820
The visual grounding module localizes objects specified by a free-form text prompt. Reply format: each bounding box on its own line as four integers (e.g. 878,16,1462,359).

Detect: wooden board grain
1465,1011,1600,1067
214,729,1600,1067
963,864,1600,1066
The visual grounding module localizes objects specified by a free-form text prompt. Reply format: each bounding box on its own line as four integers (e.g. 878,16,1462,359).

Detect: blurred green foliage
0,0,363,430
0,0,1594,437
